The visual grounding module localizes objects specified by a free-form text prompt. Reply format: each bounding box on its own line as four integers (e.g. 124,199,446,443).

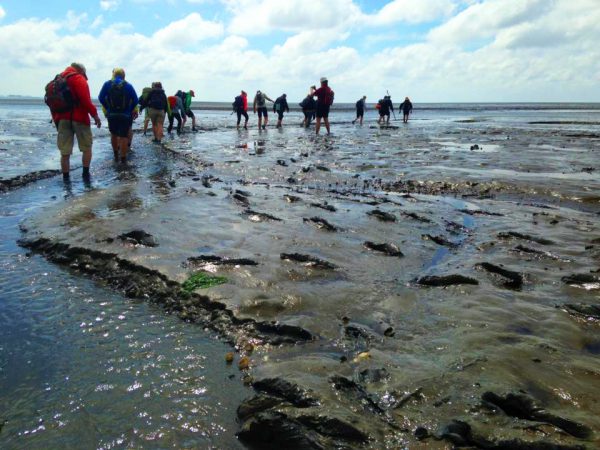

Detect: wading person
400,96,413,123
312,77,334,135
378,95,394,125
352,95,367,125
179,89,196,131
167,93,184,135
46,62,101,181
253,90,273,130
273,94,289,128
233,90,249,129
299,86,316,128
141,82,168,143
98,67,138,163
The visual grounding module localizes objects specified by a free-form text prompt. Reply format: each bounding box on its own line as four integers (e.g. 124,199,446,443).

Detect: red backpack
44,72,76,113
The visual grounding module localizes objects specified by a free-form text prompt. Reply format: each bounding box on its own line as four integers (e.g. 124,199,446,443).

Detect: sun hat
320,77,328,83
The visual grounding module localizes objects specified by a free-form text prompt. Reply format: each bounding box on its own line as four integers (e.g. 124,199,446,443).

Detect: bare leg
315,117,321,135
143,117,150,135
118,137,129,161
258,116,262,130
110,134,118,159
82,150,92,169
324,118,330,134
61,155,71,174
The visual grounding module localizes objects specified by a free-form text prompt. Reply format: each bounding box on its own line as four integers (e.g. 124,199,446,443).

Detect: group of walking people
44,63,412,181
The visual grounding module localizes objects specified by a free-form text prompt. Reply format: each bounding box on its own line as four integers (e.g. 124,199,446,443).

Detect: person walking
352,96,367,125
167,93,184,135
140,82,168,143
182,90,197,131
299,85,316,128
46,62,101,181
378,95,394,125
312,77,334,135
233,90,249,129
253,90,274,130
399,97,413,123
98,67,138,163
273,94,289,128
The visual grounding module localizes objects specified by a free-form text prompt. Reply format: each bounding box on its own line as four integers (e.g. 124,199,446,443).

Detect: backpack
356,99,362,108
233,95,243,111
147,89,166,110
328,90,334,106
107,80,128,113
44,72,76,114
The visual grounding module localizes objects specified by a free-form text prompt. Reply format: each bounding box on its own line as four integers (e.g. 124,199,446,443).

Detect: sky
0,0,599,102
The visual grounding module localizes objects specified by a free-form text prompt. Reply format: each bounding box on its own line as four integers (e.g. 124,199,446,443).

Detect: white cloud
366,0,457,26
65,10,88,31
152,12,224,47
91,15,104,30
99,0,119,11
0,5,5,20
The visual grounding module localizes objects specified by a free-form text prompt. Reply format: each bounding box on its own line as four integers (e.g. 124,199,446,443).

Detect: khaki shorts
57,120,93,156
147,108,165,124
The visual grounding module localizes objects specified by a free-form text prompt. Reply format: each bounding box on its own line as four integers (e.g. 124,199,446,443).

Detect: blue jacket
98,77,138,117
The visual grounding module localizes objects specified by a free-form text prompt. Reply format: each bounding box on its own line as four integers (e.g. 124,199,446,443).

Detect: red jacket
51,66,98,126
242,93,248,112
313,86,334,106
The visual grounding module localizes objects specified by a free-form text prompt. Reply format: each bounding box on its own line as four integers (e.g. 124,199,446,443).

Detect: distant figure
352,96,367,125
46,62,101,181
313,77,334,135
98,67,138,163
167,94,184,135
140,82,168,143
299,86,317,128
233,90,249,129
378,95,394,125
400,97,413,123
273,94,289,128
253,90,274,130
139,87,152,135
183,90,196,131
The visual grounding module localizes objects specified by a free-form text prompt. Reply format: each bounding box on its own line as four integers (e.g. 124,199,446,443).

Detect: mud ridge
0,169,61,192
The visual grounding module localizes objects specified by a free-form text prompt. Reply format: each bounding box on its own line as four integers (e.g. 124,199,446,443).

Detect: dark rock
252,378,319,407
358,368,390,384
561,273,600,289
283,194,302,203
301,166,311,173
235,189,251,197
402,211,432,223
482,392,592,439
364,241,403,257
245,209,283,222
367,209,396,222
232,192,250,206
498,231,554,245
255,321,313,342
315,165,330,172
276,159,288,166
560,303,600,320
417,274,479,287
287,177,297,184
303,217,340,231
344,325,372,341
414,426,428,440
168,180,176,187
187,255,258,267
280,253,336,270
470,144,480,150
459,208,504,216
475,262,523,289
329,375,386,415
118,230,158,247
422,234,458,248
238,411,326,450
383,327,395,337
310,202,337,212
296,415,369,442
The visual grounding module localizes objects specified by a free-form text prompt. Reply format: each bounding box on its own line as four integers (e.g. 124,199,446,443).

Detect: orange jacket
51,66,98,126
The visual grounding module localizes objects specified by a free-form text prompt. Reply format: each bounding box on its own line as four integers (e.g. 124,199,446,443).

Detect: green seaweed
182,272,227,292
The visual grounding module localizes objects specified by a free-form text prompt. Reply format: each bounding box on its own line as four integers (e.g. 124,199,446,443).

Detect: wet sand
2,102,600,448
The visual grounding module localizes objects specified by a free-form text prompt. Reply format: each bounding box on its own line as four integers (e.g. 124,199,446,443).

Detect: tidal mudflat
1,102,599,449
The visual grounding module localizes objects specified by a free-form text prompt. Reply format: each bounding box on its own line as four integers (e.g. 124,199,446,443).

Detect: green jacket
185,91,193,110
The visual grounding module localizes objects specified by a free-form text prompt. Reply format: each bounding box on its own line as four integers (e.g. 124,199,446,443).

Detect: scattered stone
280,253,337,270
417,274,479,287
303,217,340,231
561,273,600,289
238,356,250,370
560,303,600,320
482,392,592,439
225,352,234,363
284,194,302,203
498,231,554,245
364,241,403,257
252,378,319,408
422,234,458,248
276,159,288,167
245,209,283,222
475,262,523,289
367,209,396,222
310,202,337,212
118,230,158,247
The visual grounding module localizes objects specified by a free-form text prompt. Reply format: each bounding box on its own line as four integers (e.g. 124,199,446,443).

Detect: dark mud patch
459,208,504,217
283,194,302,203
482,392,593,439
310,202,337,212
512,245,570,262
0,169,61,192
363,241,403,257
422,234,458,248
17,237,314,347
475,262,523,289
559,303,600,321
561,273,600,289
417,274,479,287
366,209,396,222
280,253,337,270
244,209,283,222
118,230,159,247
402,211,432,223
186,255,259,267
303,217,340,231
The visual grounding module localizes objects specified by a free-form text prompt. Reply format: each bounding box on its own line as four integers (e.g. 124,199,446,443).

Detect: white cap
320,77,328,83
